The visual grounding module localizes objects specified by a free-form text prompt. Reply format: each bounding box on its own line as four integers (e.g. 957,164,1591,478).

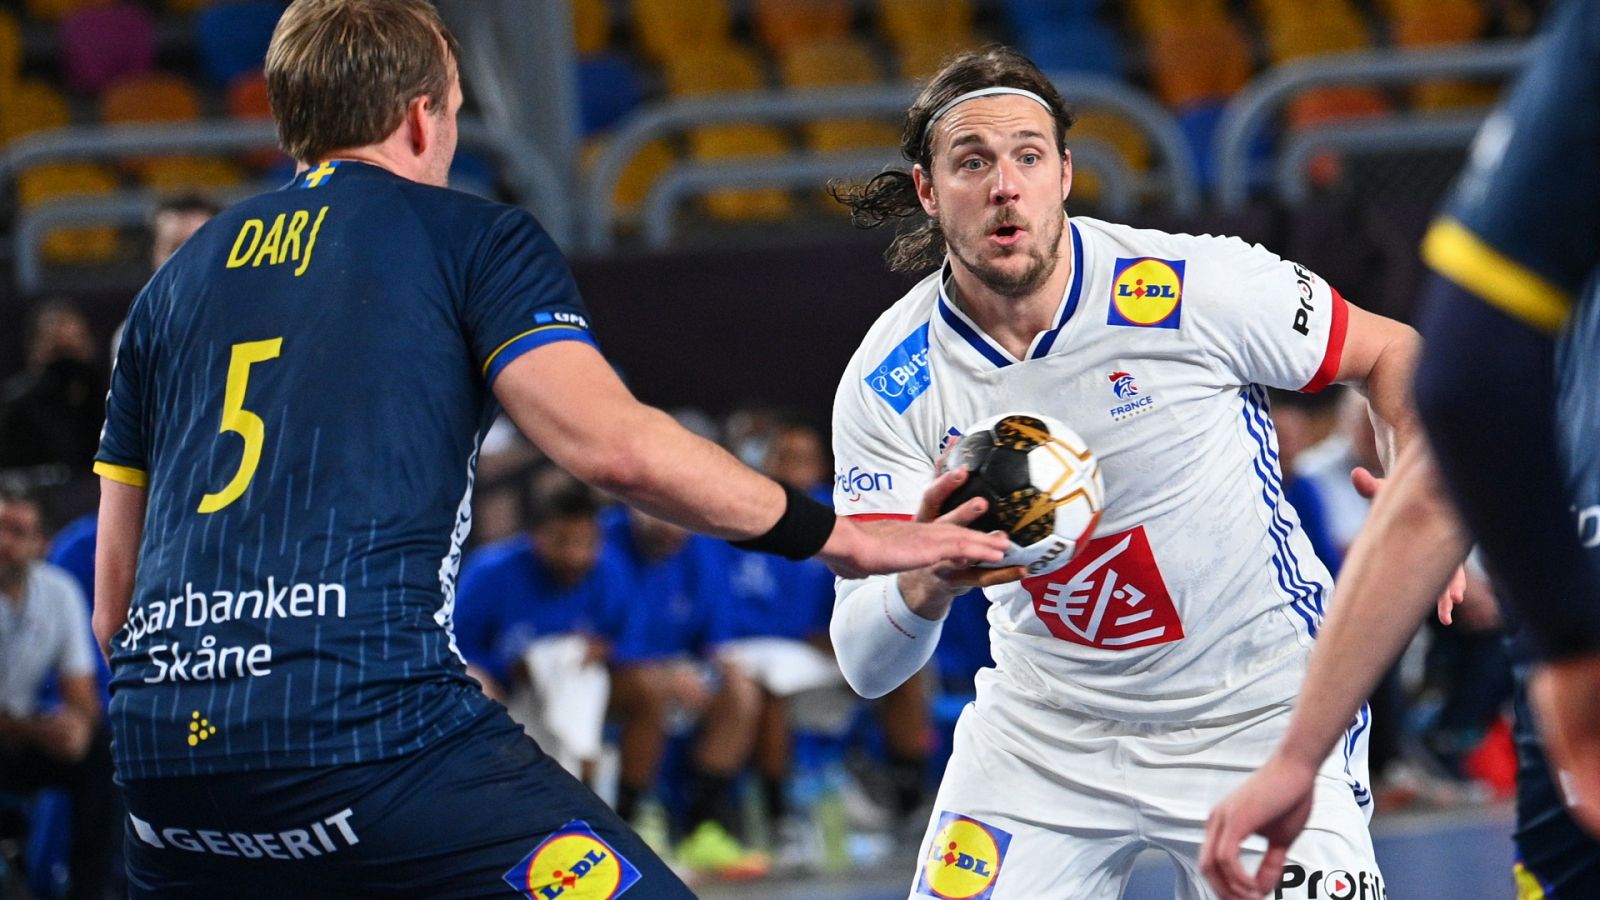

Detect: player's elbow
573,444,649,498
829,617,899,700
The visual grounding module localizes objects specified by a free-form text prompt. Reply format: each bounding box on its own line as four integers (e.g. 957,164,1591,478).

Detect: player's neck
945,228,1075,360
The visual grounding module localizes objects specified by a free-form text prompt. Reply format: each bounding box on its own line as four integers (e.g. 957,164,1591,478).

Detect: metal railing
585,75,1198,252
1273,114,1487,205
1213,40,1532,209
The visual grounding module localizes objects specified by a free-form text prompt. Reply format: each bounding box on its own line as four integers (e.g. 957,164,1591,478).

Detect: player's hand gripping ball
938,412,1105,577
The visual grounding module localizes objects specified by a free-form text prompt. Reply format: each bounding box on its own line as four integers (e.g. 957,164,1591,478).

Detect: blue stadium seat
1019,20,1122,78
577,52,645,136
1176,101,1226,191
195,1,285,86
1003,0,1099,31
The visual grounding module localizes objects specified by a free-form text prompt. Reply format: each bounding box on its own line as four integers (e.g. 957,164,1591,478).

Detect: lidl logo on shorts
867,323,932,414
502,820,640,900
915,811,1011,900
1107,257,1184,329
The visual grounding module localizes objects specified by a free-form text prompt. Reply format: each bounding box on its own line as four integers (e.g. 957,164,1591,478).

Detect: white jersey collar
934,219,1086,369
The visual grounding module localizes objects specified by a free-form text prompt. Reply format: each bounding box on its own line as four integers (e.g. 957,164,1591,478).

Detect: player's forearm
94,477,147,659
1415,279,1600,659
1276,444,1470,768
1355,321,1421,474
831,575,944,699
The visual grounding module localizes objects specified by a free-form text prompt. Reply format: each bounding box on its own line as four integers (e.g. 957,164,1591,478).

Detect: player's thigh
908,705,1143,900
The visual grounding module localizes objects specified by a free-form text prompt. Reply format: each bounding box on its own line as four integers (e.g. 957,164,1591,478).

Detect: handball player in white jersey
827,46,1428,899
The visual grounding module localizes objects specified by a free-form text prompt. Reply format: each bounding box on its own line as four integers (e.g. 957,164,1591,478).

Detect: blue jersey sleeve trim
482,325,596,385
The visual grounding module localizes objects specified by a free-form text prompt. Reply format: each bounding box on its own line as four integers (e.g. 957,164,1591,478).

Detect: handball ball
939,412,1105,577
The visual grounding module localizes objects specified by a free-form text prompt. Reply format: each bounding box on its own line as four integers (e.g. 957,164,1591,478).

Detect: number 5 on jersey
198,338,282,514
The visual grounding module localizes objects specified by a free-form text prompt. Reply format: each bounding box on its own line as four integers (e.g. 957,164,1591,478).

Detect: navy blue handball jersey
95,161,597,779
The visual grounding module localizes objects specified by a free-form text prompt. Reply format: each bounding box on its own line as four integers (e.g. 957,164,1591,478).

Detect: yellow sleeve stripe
94,461,149,488
481,324,585,377
1421,217,1572,334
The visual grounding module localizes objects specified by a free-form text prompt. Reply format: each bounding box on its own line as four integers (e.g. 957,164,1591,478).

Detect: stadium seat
0,80,71,147
752,0,853,54
1147,18,1252,107
777,38,899,153
1389,0,1486,43
583,135,676,218
1265,13,1372,66
58,3,155,95
1127,0,1227,33
1286,86,1390,129
224,71,289,169
1018,20,1122,78
894,35,976,81
0,10,21,88
572,0,610,55
632,0,734,65
1175,100,1226,190
98,72,202,124
1003,0,1099,31
876,0,975,51
164,0,217,12
1072,109,1152,173
661,41,766,96
23,0,111,24
577,53,645,136
138,156,245,193
688,125,794,221
16,162,122,266
195,1,284,86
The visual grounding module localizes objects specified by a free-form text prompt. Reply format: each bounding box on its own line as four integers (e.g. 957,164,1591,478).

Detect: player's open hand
1531,654,1600,837
1351,466,1467,624
919,467,1026,588
819,468,1011,580
1200,755,1317,900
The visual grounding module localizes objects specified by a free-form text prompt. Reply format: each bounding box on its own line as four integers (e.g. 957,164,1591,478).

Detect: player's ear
913,163,938,217
1060,147,1073,204
405,94,431,158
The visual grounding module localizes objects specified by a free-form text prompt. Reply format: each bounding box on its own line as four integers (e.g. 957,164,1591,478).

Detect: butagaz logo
939,426,963,453
1290,262,1317,336
534,310,590,330
502,820,640,900
867,323,932,414
1108,257,1184,329
835,466,894,502
916,811,1012,900
1023,526,1183,650
1106,371,1156,421
1275,864,1386,900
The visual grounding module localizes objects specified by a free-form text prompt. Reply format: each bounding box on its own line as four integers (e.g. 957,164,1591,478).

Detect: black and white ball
939,412,1105,577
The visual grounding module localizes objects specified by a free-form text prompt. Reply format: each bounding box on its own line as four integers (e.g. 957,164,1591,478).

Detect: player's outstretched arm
1200,442,1470,900
493,341,1008,577
94,477,147,660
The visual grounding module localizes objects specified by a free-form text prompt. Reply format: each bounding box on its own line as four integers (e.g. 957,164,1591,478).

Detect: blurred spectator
453,469,621,785
604,506,769,879
149,193,221,270
0,301,103,473
0,489,118,899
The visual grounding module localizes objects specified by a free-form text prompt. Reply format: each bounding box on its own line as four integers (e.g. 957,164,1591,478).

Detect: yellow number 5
198,338,283,514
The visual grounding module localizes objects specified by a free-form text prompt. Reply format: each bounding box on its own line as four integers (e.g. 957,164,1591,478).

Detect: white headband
922,87,1055,146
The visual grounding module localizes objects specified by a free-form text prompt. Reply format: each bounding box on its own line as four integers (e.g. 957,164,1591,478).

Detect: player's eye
960,157,986,171
1020,152,1041,165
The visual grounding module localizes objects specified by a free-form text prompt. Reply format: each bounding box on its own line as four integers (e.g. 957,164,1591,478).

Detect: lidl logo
1108,257,1184,329
915,811,1011,900
503,821,640,900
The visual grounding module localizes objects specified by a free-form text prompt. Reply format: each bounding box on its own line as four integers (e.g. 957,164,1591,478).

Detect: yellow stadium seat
1391,0,1492,110
779,38,899,152
1128,0,1227,33
1265,13,1372,66
689,125,793,220
1287,87,1389,129
17,161,123,265
877,0,974,50
99,72,202,124
0,11,20,88
661,41,767,96
1147,18,1252,106
572,0,609,55
1072,110,1152,173
0,80,71,147
893,35,980,81
584,136,677,218
139,156,245,193
753,0,853,54
24,0,111,23
632,0,734,65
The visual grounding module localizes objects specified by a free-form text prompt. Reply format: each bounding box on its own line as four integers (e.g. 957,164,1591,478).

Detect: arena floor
699,802,1516,899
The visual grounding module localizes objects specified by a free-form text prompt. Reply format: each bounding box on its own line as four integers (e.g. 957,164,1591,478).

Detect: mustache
986,210,1024,232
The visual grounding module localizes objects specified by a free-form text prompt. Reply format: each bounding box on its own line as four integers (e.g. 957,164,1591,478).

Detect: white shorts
716,636,845,697
506,635,609,774
909,682,1379,900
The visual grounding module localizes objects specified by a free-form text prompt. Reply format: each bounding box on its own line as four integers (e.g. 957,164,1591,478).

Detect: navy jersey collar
934,220,1085,369
283,159,401,190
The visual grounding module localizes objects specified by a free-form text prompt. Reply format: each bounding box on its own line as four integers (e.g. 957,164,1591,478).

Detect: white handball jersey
832,215,1349,723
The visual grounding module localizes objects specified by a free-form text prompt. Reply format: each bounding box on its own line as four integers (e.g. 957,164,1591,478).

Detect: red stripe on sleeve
1302,288,1349,393
847,513,915,523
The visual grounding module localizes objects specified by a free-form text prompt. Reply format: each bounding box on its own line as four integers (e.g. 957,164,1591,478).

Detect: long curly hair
829,45,1075,274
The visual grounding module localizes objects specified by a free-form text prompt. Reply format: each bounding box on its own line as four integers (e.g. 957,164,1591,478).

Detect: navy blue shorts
118,706,691,898
1512,659,1600,899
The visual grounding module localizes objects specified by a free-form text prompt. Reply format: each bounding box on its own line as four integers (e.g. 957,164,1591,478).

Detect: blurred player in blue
89,1,1009,896
1203,3,1600,897
453,469,624,785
